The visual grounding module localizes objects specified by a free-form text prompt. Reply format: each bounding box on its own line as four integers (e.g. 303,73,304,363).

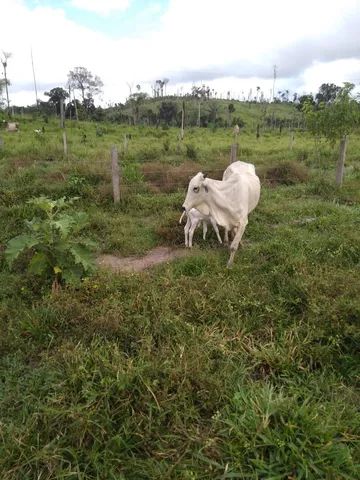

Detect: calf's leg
188,218,200,248
184,217,191,247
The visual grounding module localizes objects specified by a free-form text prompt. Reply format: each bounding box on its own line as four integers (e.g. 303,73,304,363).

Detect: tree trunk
336,135,347,187
181,101,185,140
73,91,79,121
4,68,10,115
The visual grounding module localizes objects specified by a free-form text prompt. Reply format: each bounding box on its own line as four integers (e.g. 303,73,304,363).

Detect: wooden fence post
111,146,121,203
230,143,238,163
59,98,67,157
230,125,240,163
60,98,65,129
62,131,68,157
336,135,347,187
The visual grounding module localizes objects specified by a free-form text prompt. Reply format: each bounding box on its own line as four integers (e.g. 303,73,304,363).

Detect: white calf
179,208,222,248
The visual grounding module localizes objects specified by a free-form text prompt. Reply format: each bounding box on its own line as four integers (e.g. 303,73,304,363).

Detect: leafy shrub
232,117,245,128
185,144,197,160
5,196,96,290
296,149,309,162
123,163,144,184
138,146,160,162
163,138,170,152
67,175,88,195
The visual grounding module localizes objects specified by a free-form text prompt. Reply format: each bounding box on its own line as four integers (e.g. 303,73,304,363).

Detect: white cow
182,161,260,267
179,208,222,247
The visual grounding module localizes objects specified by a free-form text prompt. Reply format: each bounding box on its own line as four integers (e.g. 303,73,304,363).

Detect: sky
1,0,359,107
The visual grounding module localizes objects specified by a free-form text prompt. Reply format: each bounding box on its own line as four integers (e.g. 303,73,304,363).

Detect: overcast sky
1,0,359,106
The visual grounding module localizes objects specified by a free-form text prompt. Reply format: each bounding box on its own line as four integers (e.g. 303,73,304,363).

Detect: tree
296,94,315,111
67,67,103,104
315,83,341,105
0,78,7,107
1,51,11,112
228,103,235,125
44,87,69,115
163,78,169,96
208,102,218,123
159,101,178,125
303,83,360,186
127,92,148,124
65,99,82,119
155,79,165,97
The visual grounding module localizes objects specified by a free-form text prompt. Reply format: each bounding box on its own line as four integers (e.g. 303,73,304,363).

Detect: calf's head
182,172,208,212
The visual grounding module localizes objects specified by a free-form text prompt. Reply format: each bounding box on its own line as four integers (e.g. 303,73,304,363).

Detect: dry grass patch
141,161,201,192
259,161,309,186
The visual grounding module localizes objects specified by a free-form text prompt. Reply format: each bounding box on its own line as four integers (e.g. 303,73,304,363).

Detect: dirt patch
97,246,189,273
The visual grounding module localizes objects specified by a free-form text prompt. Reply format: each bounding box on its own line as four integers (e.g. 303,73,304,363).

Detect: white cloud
0,0,359,107
70,0,130,16
300,58,360,95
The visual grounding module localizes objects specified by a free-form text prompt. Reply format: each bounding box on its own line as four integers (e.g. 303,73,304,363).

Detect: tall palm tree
1,51,11,112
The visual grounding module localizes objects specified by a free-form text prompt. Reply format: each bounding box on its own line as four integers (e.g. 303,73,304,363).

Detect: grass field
0,111,359,479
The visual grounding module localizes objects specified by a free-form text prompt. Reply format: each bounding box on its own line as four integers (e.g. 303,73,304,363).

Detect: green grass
0,112,359,479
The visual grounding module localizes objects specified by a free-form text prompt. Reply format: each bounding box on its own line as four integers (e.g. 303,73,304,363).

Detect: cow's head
182,172,208,212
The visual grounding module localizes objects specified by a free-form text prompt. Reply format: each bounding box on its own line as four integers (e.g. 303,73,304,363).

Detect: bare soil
97,246,189,273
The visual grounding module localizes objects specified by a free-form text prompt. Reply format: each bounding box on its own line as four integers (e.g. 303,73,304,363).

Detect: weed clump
155,212,184,246
263,161,309,185
185,143,197,160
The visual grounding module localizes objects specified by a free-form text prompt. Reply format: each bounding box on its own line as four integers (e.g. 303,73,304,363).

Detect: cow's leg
224,228,229,245
184,217,191,247
210,218,222,244
189,218,200,248
227,218,248,268
202,220,208,240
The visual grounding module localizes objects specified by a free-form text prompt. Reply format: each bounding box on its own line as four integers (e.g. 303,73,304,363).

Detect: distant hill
110,96,303,130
